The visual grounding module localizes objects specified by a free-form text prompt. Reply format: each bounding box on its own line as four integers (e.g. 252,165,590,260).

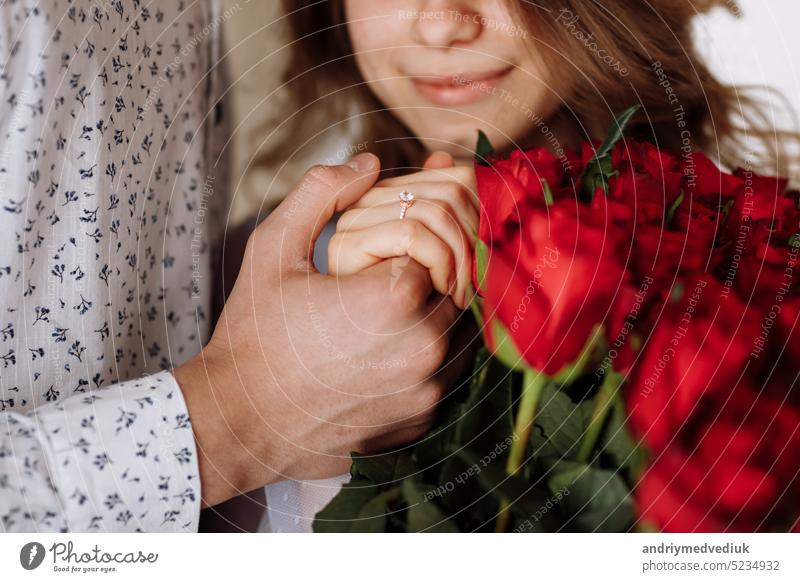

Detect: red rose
715,182,798,299
630,224,714,293
627,276,761,451
626,275,800,531
612,140,679,174
607,141,685,225
729,233,798,299
482,201,630,375
727,176,792,231
776,294,800,362
471,126,800,534
504,148,569,194
606,170,673,225
730,167,791,225
761,294,800,398
670,197,725,246
475,147,572,245
683,151,744,198
475,161,530,245
635,386,800,532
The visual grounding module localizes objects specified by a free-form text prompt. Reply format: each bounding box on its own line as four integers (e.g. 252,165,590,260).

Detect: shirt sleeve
0,371,200,532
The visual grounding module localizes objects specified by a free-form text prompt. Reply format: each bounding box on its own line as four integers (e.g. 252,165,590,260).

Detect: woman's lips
410,67,513,106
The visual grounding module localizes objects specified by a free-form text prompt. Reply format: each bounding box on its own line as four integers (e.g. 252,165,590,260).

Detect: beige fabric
222,1,365,226
222,0,295,225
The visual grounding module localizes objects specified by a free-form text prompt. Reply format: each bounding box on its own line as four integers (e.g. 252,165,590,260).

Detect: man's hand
174,153,469,507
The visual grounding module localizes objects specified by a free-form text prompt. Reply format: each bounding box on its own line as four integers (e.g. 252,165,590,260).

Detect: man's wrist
173,345,266,507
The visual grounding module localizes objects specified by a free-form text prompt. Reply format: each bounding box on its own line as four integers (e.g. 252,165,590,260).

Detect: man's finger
255,153,381,272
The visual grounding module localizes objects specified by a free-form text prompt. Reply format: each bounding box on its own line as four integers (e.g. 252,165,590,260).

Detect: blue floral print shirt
0,0,227,532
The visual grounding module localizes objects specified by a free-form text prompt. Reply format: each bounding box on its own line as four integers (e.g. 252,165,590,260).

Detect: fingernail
346,153,376,172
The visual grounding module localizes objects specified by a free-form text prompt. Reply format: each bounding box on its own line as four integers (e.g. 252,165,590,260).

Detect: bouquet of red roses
315,108,800,533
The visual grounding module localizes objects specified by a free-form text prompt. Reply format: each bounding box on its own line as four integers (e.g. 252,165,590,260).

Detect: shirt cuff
36,371,201,532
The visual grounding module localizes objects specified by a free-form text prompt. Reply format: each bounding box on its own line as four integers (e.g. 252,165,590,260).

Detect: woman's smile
408,66,514,106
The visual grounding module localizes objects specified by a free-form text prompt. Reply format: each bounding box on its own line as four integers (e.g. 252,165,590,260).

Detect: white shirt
0,0,226,532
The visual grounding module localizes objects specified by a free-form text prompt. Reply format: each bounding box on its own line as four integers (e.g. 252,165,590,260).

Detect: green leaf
721,199,735,218
547,464,634,532
402,480,460,532
579,105,639,202
576,369,623,463
455,450,553,521
596,105,640,159
431,456,500,528
350,451,416,484
475,130,494,166
455,356,515,444
530,383,593,462
314,480,399,532
474,238,490,294
542,179,555,206
666,191,685,222
669,282,685,303
598,397,646,478
580,155,614,202
412,346,495,468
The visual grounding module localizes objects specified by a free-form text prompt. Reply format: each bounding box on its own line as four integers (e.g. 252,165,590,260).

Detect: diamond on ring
398,191,415,219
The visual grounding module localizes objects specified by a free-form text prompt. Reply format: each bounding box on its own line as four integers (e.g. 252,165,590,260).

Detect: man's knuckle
389,279,424,313
418,331,449,370
304,164,339,190
415,386,442,414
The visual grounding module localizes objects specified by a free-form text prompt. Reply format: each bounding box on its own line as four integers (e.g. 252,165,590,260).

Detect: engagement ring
398,191,415,219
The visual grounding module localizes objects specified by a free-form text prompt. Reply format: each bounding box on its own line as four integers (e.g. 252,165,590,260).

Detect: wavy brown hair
260,0,797,181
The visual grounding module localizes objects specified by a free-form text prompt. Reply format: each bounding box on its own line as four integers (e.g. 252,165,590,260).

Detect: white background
1,533,798,581
697,0,800,131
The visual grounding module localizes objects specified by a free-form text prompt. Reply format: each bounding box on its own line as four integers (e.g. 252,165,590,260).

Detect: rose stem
576,371,622,463
495,369,547,532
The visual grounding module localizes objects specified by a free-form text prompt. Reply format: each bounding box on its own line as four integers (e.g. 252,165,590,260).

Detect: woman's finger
423,151,455,170
328,219,466,307
349,181,479,239
336,200,472,306
376,165,477,195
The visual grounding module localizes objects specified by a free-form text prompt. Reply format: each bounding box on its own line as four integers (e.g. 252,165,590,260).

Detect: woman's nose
409,1,483,48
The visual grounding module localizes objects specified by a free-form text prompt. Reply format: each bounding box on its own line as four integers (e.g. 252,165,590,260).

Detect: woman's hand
328,151,478,309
